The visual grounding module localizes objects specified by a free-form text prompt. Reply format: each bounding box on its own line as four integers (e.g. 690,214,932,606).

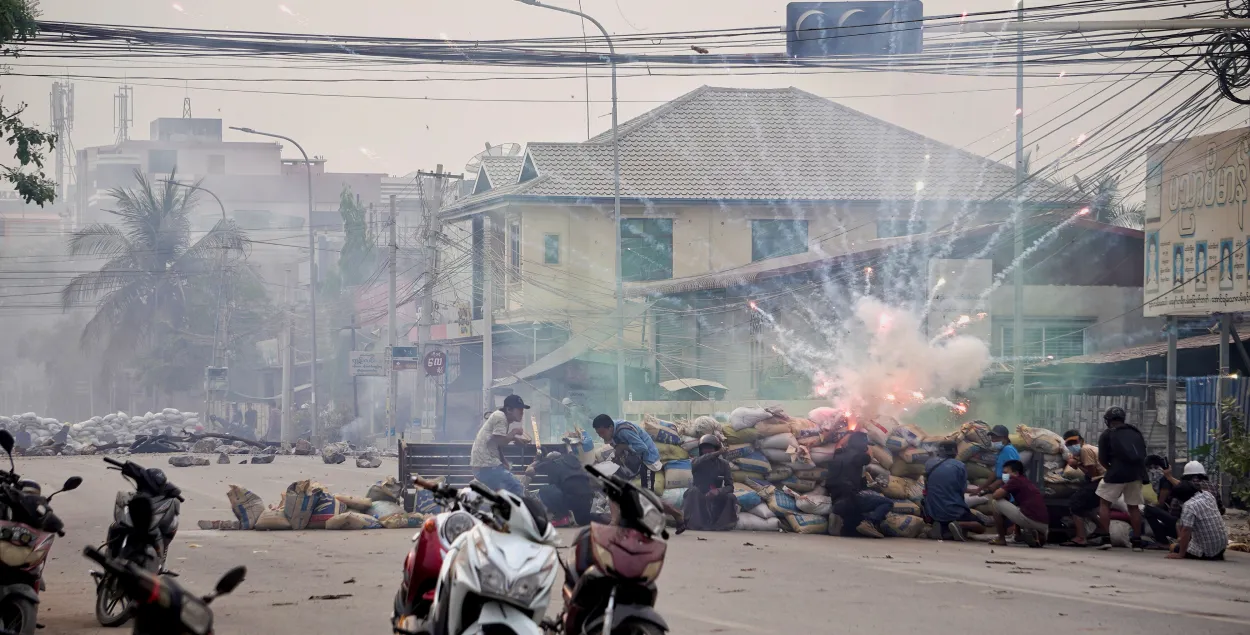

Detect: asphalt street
13,455,1250,634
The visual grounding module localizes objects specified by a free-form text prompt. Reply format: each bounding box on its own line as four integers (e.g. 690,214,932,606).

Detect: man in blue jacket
592,414,662,488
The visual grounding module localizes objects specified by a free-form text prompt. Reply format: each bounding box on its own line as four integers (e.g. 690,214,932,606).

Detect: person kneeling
1166,481,1228,561
990,460,1049,548
680,435,737,531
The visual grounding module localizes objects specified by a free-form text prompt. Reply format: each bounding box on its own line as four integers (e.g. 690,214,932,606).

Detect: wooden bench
397,442,551,510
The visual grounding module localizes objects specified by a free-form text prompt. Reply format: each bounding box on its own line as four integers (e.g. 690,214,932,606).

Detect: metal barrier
397,441,549,510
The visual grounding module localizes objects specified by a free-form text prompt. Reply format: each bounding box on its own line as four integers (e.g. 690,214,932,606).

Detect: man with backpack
1093,406,1147,551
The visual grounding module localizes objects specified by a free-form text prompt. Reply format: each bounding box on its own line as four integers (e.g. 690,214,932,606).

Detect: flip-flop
1060,540,1087,548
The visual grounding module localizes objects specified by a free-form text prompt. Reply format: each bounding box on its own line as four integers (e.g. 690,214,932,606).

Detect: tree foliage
1216,397,1250,504
0,0,56,205
337,186,375,286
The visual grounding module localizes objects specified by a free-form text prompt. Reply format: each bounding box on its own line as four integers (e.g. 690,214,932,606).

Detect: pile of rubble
200,476,423,531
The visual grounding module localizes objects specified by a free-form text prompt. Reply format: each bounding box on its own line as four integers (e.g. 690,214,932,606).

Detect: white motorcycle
427,482,560,635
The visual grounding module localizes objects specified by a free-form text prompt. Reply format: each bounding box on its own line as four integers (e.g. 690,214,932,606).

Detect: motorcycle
93,456,184,628
391,477,484,633
551,464,669,635
420,481,560,635
83,496,246,635
0,430,82,635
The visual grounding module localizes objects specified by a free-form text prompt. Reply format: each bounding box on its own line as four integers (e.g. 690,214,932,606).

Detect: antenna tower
49,81,75,203
113,85,134,144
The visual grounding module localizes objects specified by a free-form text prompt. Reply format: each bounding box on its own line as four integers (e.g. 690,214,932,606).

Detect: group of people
468,399,1231,561
468,396,736,531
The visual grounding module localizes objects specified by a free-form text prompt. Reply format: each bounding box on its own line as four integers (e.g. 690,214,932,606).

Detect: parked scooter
0,430,82,635
418,481,560,635
93,457,184,627
391,478,484,632
550,464,670,635
83,496,245,635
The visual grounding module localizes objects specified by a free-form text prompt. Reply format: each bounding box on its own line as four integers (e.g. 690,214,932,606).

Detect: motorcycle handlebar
468,481,502,504
102,457,125,468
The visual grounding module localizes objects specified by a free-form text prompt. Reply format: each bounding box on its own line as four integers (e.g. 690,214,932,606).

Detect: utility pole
282,267,294,444
482,214,494,414
1166,316,1178,466
1012,1,1026,418
414,165,460,440
1219,313,1232,508
387,194,398,447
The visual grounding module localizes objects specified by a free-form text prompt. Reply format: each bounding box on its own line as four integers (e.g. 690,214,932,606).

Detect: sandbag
892,500,922,516
652,470,666,495
381,512,425,529
862,416,898,447
789,418,820,439
664,459,693,489
642,417,683,446
885,424,926,452
761,448,792,464
760,433,798,451
765,465,794,482
734,451,771,474
747,502,775,519
1017,425,1064,455
369,500,404,519
741,476,771,491
325,512,383,530
732,470,751,483
878,476,923,501
868,445,894,470
787,479,818,494
735,515,782,532
734,483,763,510
767,488,802,515
754,420,793,437
308,492,347,529
957,440,990,463
780,512,828,534
1062,465,1086,481
226,485,265,530
282,480,318,530
721,424,761,445
881,514,927,538
959,420,993,447
335,494,374,513
807,445,836,465
253,508,291,531
367,476,403,503
729,407,774,431
899,447,933,464
890,460,926,478
1018,450,1035,466
808,407,841,426
656,443,689,462
721,443,754,461
682,416,723,439
795,493,832,515
865,463,891,485
792,467,827,482
966,462,994,482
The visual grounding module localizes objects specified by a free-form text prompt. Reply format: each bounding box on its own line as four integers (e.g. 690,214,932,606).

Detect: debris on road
169,455,210,467
356,453,382,468
308,594,353,601
250,455,275,464
217,452,231,464
209,475,423,532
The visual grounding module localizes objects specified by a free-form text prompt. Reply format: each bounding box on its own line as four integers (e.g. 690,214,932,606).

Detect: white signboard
927,259,992,345
1144,127,1250,317
349,351,386,377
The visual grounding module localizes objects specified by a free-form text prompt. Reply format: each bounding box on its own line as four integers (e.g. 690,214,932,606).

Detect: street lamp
229,125,320,443
164,179,231,432
514,0,625,415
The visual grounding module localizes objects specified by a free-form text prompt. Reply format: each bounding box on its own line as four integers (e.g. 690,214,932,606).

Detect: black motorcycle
0,430,81,634
93,457,183,628
84,496,245,635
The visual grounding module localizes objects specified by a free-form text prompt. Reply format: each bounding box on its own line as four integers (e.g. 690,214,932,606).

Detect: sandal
988,537,1008,546
1060,540,1088,548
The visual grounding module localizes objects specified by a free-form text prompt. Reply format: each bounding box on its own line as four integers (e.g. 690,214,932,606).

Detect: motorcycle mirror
0,430,13,456
61,476,83,492
215,566,247,595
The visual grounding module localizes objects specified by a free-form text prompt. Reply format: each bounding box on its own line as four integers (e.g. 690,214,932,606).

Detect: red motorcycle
554,464,669,635
391,478,481,634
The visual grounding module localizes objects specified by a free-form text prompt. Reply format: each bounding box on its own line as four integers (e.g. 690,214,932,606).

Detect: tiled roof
1036,333,1224,367
479,155,524,187
445,86,1070,213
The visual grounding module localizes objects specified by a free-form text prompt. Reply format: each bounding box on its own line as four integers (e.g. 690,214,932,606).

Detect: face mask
1069,444,1082,455
991,441,1004,450
1002,473,1012,483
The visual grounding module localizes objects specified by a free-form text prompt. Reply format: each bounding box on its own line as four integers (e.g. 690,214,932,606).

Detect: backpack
1110,425,1147,466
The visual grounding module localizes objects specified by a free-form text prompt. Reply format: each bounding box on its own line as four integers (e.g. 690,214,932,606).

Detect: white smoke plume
804,297,991,418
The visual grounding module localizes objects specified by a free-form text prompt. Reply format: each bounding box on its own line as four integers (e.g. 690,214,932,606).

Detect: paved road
14,455,1250,634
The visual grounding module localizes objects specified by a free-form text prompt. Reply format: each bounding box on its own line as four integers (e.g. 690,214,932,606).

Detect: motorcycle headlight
478,562,507,597
638,497,665,536
440,512,474,547
508,571,545,606
179,597,212,635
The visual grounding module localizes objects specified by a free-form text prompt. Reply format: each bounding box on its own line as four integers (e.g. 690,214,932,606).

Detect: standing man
924,440,986,541
244,405,258,439
591,415,662,489
1092,406,1147,551
827,431,893,539
470,394,531,497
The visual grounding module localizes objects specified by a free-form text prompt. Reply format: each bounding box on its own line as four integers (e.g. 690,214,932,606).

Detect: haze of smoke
800,297,991,418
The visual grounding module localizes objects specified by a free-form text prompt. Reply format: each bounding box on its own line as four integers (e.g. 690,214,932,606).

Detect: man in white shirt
470,395,531,496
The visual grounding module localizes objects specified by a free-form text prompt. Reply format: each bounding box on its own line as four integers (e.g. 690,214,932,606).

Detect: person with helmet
1167,480,1229,560
1092,406,1148,550
1160,460,1225,518
679,434,737,531
527,449,596,527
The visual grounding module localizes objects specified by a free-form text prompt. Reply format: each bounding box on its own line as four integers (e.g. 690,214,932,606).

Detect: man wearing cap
470,394,532,497
980,424,1021,495
1060,430,1104,547
1092,406,1148,551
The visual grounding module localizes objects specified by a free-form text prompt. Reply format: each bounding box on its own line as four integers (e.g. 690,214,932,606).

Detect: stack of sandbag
0,408,202,451
1015,424,1077,497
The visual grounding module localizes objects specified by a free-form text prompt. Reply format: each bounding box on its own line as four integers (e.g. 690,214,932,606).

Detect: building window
621,218,673,282
877,219,928,239
1000,318,1093,361
751,220,808,262
508,221,522,282
148,149,177,175
208,154,225,175
543,234,560,265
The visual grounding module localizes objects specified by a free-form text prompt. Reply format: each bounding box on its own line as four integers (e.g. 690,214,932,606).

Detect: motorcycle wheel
0,594,37,635
613,618,665,635
94,574,131,628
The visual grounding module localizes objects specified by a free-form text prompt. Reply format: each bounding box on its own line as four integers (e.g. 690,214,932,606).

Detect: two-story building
428,85,1073,439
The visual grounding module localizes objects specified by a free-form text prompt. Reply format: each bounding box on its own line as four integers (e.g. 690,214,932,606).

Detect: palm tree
60,169,245,359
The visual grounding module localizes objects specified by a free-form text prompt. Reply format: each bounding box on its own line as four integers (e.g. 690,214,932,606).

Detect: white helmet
1182,460,1207,477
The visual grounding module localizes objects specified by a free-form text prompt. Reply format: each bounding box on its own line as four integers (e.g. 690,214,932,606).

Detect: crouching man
527,450,596,527
680,435,737,531
990,460,1049,548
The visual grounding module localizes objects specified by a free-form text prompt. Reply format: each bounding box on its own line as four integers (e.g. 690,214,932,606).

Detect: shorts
1070,481,1101,517
1095,479,1144,506
993,500,1049,534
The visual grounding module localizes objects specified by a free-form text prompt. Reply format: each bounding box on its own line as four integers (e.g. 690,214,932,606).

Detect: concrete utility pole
387,194,398,446
483,214,494,415
1166,316,1178,466
282,267,294,444
414,165,460,440
1219,313,1233,508
1012,1,1026,417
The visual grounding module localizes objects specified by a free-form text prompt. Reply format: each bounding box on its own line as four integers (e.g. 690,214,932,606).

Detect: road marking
868,566,1250,626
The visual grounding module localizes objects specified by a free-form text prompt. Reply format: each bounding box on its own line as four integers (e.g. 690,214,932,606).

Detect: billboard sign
1144,127,1250,316
349,351,386,377
390,346,421,371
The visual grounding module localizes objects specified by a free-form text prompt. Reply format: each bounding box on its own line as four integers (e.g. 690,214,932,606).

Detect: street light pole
230,125,320,442
515,0,625,416
164,179,230,432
